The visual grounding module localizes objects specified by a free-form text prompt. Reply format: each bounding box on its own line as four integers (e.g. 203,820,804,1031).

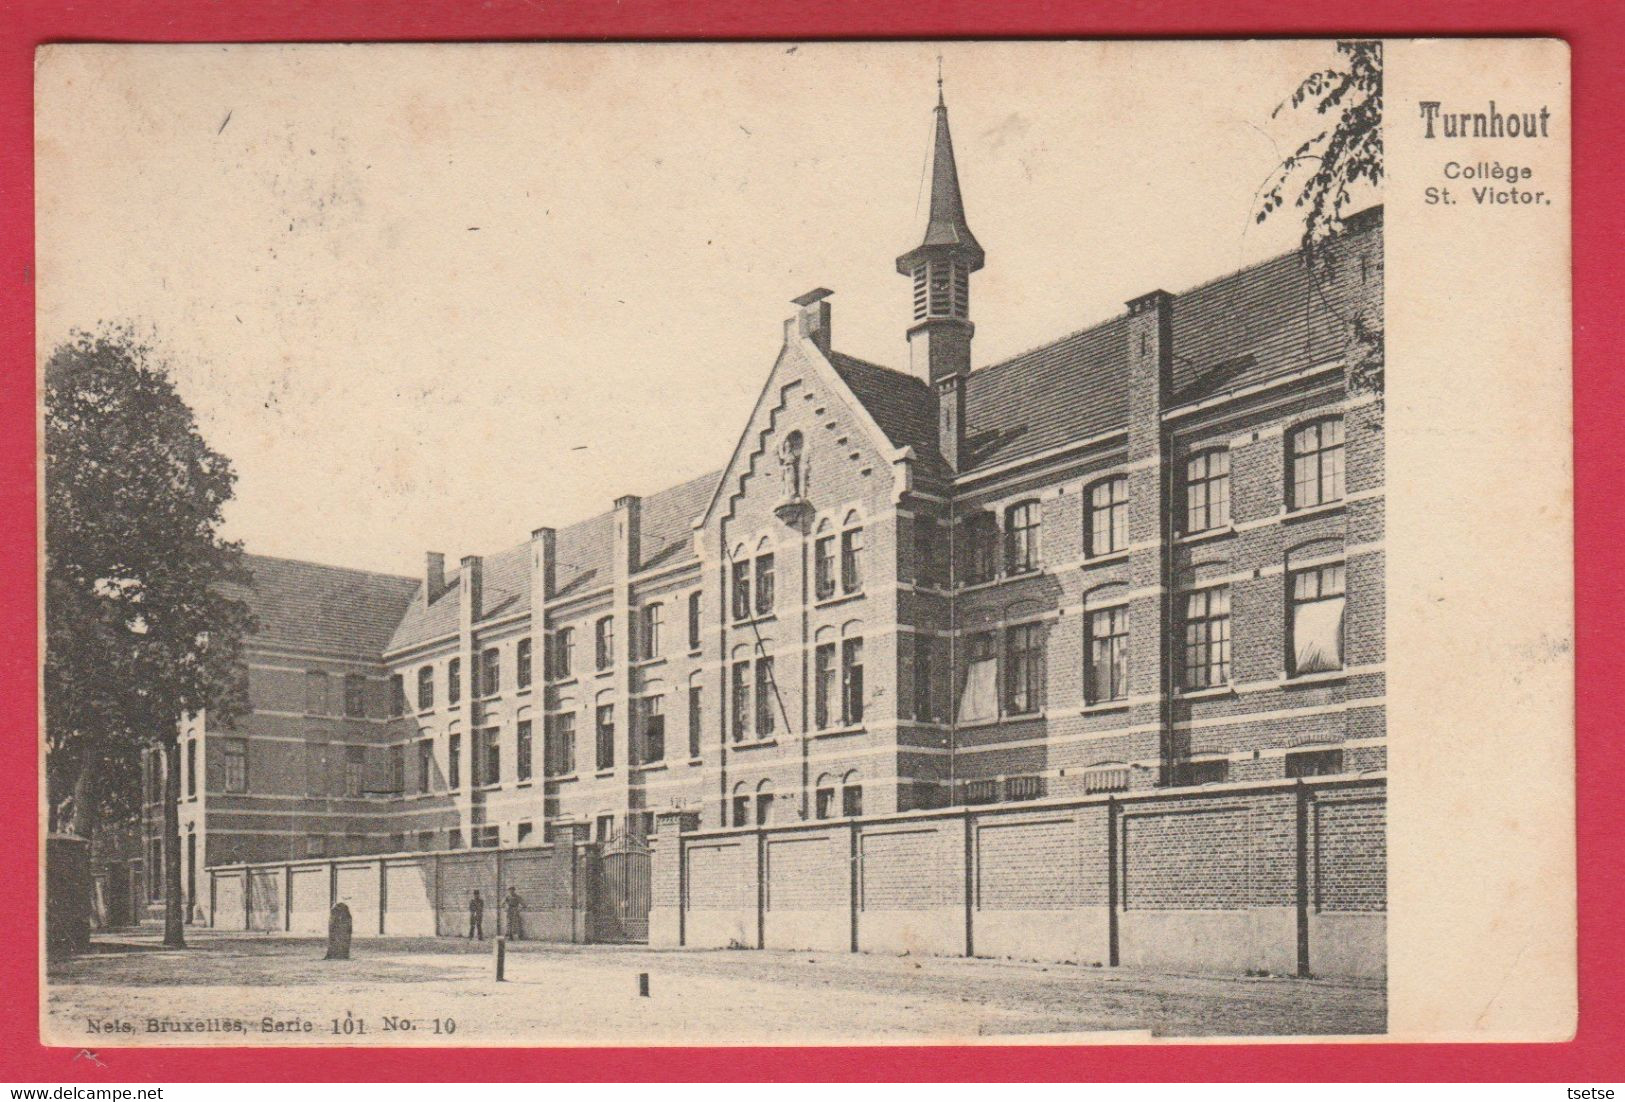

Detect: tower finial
936,54,944,106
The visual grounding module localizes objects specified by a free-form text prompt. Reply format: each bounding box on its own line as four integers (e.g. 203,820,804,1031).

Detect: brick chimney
459,554,483,624
424,551,446,604
789,288,833,356
614,495,642,577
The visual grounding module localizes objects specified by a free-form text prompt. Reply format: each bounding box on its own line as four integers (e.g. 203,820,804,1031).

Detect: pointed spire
896,76,984,275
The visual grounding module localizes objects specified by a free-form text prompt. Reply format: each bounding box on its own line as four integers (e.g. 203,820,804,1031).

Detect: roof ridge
241,552,416,585
829,350,916,383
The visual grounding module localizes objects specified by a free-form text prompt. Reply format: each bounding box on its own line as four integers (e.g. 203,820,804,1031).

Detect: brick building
162,90,1383,912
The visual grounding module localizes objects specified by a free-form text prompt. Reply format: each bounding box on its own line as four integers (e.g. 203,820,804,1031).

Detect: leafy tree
1258,40,1383,398
45,326,252,947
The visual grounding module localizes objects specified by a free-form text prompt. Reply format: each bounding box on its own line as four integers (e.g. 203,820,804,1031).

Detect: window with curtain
642,603,663,659
958,632,998,723
641,695,665,763
1005,501,1040,573
1182,587,1232,689
1290,563,1346,674
1290,417,1346,509
517,719,533,782
814,534,836,600
517,638,532,688
1087,606,1129,703
417,665,434,710
1088,477,1129,556
731,559,751,621
447,658,461,705
730,660,750,742
814,642,836,729
596,616,614,669
1185,449,1231,533
841,527,865,593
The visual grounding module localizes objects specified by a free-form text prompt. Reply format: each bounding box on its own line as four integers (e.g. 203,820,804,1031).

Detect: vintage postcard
36,38,1573,1046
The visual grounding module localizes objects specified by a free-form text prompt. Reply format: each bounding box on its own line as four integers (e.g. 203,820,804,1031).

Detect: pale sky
36,40,1348,577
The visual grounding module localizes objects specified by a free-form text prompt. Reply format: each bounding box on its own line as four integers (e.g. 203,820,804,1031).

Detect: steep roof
896,97,984,274
229,554,418,659
384,469,721,654
827,352,953,487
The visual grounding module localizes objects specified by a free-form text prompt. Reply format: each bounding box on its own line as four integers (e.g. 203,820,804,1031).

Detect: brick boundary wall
651,774,1385,979
206,823,597,943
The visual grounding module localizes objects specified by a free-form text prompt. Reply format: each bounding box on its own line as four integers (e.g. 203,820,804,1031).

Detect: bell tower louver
896,81,984,385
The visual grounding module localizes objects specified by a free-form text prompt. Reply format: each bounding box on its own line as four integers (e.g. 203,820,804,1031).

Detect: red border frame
4,0,1620,1082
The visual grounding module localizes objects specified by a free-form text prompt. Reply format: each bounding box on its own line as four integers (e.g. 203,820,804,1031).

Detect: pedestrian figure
467,889,484,941
503,886,523,941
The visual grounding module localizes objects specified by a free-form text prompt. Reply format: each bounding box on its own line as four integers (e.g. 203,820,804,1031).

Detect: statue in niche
778,431,807,502
773,430,812,524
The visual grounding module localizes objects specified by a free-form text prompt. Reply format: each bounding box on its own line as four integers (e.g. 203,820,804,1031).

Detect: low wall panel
501,849,573,941
288,864,329,934
858,822,962,956
383,860,436,936
212,871,245,930
764,831,848,951
684,838,755,948
334,861,381,936
246,868,281,932
436,853,498,936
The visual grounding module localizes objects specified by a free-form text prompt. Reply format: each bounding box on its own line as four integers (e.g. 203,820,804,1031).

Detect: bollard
637,971,649,997
494,936,506,982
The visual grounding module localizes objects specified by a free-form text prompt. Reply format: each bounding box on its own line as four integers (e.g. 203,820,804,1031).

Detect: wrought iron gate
592,835,651,943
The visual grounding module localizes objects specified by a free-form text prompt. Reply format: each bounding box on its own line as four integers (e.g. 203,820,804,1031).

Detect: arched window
1184,449,1231,533
755,780,775,826
840,511,865,594
814,773,838,819
595,615,614,669
1087,477,1129,556
687,672,704,759
417,665,434,711
731,781,751,827
1004,500,1040,573
840,770,864,818
1289,417,1345,509
641,603,663,660
813,519,837,600
753,538,776,616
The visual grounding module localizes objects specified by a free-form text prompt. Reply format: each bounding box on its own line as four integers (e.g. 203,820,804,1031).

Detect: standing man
503,886,523,941
467,889,484,941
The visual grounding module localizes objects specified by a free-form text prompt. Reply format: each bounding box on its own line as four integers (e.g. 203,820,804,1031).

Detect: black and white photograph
35,39,1571,1047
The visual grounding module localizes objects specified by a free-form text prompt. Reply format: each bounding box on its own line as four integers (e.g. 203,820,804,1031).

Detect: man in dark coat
467,889,484,940
503,886,523,940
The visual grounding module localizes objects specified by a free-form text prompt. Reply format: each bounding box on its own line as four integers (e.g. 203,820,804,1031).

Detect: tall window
480,647,501,697
731,560,751,621
486,727,503,785
754,658,776,736
641,603,663,660
842,782,864,818
1088,477,1129,556
185,739,196,797
448,734,461,790
965,511,998,584
595,616,614,669
730,660,750,742
344,674,367,718
841,638,864,725
447,658,461,705
390,674,406,717
554,628,574,679
549,714,576,776
958,633,998,723
517,718,533,780
1290,563,1347,675
388,744,404,792
688,682,702,758
417,666,434,710
841,526,865,593
345,746,365,798
1004,623,1044,715
223,739,248,793
305,671,329,715
912,634,939,722
1185,449,1231,533
1005,501,1040,573
1290,417,1346,509
1183,587,1233,689
596,704,615,771
814,642,836,729
731,787,751,828
1087,607,1130,704
641,695,666,763
814,534,836,600
687,591,702,650
417,739,432,794
755,784,774,826
754,553,775,615
517,638,533,688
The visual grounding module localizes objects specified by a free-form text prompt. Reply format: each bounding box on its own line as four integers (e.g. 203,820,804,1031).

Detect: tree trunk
161,739,186,948
69,738,98,840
